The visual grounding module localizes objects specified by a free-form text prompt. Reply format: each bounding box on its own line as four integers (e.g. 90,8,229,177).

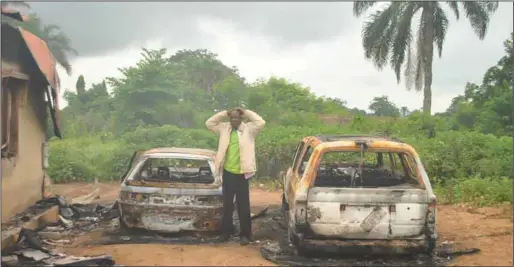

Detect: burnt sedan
117,148,223,233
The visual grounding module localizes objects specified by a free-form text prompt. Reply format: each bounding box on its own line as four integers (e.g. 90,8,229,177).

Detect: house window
1,77,20,158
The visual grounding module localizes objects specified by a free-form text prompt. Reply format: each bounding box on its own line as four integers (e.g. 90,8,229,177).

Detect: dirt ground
51,182,513,266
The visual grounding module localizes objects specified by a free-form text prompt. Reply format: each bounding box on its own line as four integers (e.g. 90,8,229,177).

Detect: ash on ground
75,205,480,267
2,195,479,267
1,196,120,267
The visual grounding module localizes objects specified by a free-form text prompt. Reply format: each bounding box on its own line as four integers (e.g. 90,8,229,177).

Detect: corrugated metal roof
1,7,24,22
17,26,61,136
1,24,62,137
18,27,60,92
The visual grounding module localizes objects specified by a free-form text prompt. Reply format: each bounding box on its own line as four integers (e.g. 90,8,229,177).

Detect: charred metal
117,148,224,234
282,135,438,255
119,203,222,232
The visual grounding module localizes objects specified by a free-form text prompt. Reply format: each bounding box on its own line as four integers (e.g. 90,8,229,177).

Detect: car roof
315,134,404,143
142,147,216,158
300,135,414,152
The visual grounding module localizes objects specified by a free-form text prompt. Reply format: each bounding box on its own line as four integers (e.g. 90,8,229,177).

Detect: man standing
206,108,265,245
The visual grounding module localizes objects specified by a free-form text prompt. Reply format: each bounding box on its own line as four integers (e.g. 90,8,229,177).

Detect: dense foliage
47,34,513,206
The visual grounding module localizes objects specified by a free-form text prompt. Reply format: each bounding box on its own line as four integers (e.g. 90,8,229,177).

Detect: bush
47,117,513,205
434,177,513,206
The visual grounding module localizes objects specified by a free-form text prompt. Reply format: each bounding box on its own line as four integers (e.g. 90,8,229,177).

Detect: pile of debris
46,195,119,232
1,193,121,267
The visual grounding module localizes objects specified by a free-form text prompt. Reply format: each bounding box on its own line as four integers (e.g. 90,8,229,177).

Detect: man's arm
244,109,266,134
205,111,228,133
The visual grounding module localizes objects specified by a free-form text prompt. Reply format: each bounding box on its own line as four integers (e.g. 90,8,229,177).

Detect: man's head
228,108,244,129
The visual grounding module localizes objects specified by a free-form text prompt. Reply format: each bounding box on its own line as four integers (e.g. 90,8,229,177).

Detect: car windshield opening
136,157,215,184
313,151,421,188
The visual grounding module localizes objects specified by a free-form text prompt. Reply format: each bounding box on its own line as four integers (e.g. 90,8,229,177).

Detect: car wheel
117,203,133,234
119,216,133,233
295,245,309,256
288,229,308,256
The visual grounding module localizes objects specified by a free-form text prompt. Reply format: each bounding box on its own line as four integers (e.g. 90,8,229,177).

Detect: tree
445,33,513,136
400,106,410,117
1,1,30,9
353,1,498,115
368,95,401,117
76,75,86,96
169,49,240,94
14,13,78,75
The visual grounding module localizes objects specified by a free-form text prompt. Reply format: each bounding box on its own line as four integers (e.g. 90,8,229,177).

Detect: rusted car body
281,135,437,253
117,148,223,233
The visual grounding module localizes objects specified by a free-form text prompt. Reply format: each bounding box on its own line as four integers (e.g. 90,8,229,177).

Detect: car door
285,140,308,205
120,150,144,183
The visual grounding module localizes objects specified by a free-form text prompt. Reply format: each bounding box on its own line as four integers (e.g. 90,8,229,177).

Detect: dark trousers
221,169,251,239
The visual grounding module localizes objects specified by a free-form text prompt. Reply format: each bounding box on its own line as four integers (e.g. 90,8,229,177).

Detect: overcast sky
29,2,513,113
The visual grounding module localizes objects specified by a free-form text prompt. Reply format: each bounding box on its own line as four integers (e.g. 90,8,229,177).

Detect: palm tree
17,14,78,75
353,1,498,115
1,1,30,9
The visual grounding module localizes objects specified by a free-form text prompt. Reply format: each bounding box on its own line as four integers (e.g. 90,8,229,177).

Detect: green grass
433,177,512,206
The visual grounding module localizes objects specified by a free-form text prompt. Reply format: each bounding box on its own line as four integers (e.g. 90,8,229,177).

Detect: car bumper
300,238,433,254
118,202,223,233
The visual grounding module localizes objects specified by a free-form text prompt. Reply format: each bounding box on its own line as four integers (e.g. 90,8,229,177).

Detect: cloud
33,2,512,113
29,2,350,57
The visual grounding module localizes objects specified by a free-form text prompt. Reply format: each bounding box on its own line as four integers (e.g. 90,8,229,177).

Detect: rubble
1,226,120,267
1,195,120,267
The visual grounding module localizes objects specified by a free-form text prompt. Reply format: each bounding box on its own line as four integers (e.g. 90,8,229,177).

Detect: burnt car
117,148,223,233
281,135,437,254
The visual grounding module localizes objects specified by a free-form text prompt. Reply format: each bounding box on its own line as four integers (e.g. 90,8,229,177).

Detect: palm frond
361,2,403,69
51,48,72,75
404,44,416,91
461,2,492,39
353,1,377,17
43,24,62,35
390,2,420,83
414,16,425,92
446,1,459,19
433,3,449,58
1,1,30,9
484,2,499,13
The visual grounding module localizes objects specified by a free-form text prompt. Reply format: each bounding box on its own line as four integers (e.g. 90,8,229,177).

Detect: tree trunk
421,3,435,116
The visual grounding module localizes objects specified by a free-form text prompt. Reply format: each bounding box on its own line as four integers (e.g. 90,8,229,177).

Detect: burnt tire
295,245,309,257
117,202,134,234
288,229,308,256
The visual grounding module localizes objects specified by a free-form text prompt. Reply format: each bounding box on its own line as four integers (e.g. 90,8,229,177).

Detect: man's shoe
240,236,250,246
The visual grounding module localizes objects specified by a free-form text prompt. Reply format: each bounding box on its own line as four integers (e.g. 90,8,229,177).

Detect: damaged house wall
1,21,60,221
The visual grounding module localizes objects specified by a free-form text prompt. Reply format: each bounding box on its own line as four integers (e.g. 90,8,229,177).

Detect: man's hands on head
227,108,245,116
